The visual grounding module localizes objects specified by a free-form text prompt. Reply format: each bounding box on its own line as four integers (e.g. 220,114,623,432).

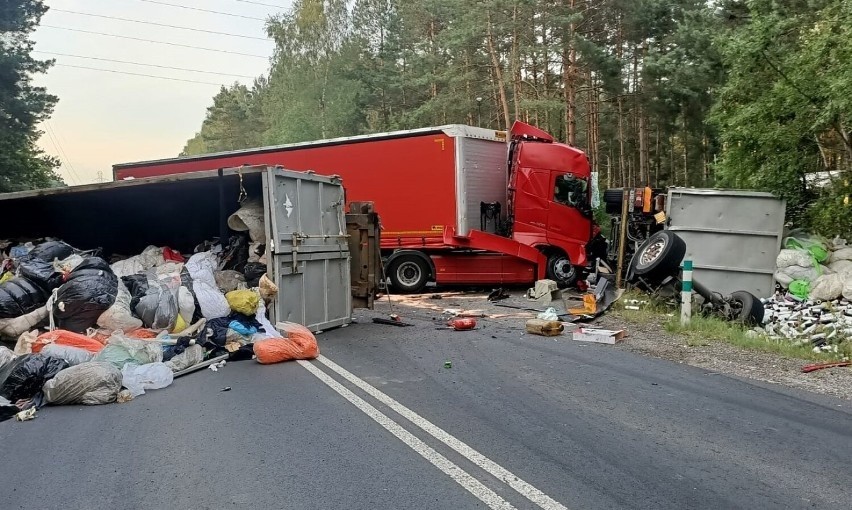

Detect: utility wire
35,51,256,79
52,9,271,41
129,0,267,21
54,63,226,86
44,123,83,185
41,26,269,59
234,0,287,8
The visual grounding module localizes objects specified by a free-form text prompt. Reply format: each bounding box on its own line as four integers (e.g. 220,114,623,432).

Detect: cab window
554,174,588,208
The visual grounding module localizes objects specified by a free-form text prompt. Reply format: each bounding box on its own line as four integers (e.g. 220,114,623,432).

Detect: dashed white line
297,359,516,510
315,355,569,510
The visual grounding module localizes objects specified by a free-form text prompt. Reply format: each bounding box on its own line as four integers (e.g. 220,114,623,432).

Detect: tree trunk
486,12,511,129
511,2,521,122
562,0,577,145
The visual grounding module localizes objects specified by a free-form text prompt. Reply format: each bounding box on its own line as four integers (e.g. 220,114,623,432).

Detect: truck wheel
388,255,430,293
729,290,765,326
546,254,578,287
632,231,686,281
603,188,625,214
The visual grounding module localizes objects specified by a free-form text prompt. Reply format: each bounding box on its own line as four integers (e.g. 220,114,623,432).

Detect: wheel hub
639,238,667,266
397,261,422,286
553,258,575,280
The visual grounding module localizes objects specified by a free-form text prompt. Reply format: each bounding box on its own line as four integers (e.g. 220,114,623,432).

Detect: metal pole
615,188,630,288
681,259,693,326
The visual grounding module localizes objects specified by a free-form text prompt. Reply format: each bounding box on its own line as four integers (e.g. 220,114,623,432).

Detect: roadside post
681,259,693,325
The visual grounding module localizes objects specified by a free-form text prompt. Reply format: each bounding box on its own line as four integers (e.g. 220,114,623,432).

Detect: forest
182,0,851,236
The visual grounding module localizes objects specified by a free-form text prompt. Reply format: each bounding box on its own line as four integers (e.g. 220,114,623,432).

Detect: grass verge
614,291,851,362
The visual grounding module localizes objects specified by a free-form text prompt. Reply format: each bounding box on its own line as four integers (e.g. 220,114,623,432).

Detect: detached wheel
632,231,686,281
730,290,765,326
546,253,578,287
388,255,430,293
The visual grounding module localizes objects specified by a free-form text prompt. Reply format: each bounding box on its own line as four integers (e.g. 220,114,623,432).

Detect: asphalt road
2,310,851,509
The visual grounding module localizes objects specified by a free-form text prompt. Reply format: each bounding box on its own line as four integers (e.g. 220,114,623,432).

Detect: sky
32,0,290,185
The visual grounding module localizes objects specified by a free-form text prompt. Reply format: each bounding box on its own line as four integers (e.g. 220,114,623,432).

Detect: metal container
666,188,786,298
269,251,352,331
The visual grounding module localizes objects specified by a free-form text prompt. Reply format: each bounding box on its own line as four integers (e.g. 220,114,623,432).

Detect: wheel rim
639,237,667,267
397,261,422,287
552,258,575,281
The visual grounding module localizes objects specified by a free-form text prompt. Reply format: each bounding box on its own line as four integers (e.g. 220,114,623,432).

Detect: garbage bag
776,249,814,269
774,264,827,286
1,396,18,422
215,270,246,293
139,245,165,269
111,256,144,278
40,344,95,366
259,274,278,302
97,280,143,332
829,248,852,263
784,235,829,263
0,346,15,372
33,329,105,354
810,273,845,301
829,259,852,276
254,325,318,364
162,247,185,263
53,257,119,333
844,278,852,301
164,344,204,372
14,330,38,355
176,286,195,327
0,276,49,319
226,289,259,316
54,254,84,274
17,258,63,290
0,354,69,402
0,306,47,339
243,262,266,288
43,362,122,405
227,199,266,243
788,280,810,300
252,299,278,342
134,279,178,330
93,335,163,369
121,362,173,397
18,240,74,264
186,252,230,320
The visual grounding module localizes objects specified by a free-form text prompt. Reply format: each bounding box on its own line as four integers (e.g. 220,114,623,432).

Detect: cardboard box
572,328,626,345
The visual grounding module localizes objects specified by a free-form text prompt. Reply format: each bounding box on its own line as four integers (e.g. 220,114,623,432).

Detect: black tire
546,253,578,287
388,255,430,293
730,290,765,326
603,188,624,214
632,231,686,281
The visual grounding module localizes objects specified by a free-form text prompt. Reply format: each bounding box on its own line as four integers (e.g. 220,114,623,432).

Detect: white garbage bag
776,249,813,268
227,199,266,243
110,256,144,278
121,362,174,397
97,280,143,332
186,252,230,320
829,259,852,276
139,246,166,270
810,274,845,301
43,362,122,405
829,247,852,263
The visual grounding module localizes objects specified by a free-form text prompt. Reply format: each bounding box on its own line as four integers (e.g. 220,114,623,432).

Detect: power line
41,26,269,59
35,51,256,79
129,0,267,21
234,0,287,8
52,9,271,41
54,63,226,86
44,123,82,185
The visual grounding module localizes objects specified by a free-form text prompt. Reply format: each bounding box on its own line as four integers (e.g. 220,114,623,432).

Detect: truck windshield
554,174,588,208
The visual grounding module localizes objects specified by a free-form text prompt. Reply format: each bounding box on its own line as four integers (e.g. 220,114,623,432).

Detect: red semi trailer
113,122,604,292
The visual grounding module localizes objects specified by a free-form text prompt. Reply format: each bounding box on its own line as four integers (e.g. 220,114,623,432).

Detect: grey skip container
262,167,352,331
665,187,786,298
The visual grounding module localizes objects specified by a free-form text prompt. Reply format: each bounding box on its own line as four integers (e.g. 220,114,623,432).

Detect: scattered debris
15,407,36,422
373,317,413,327
759,294,852,350
801,361,851,373
444,361,452,369
430,294,443,300
221,386,232,392
487,288,510,301
572,328,627,345
448,318,477,331
536,308,560,321
528,279,559,304
525,319,564,337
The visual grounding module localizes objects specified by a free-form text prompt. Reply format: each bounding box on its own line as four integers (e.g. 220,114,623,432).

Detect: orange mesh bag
253,322,319,364
33,330,105,353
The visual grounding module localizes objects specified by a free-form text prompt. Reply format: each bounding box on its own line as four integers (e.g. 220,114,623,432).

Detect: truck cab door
546,172,592,264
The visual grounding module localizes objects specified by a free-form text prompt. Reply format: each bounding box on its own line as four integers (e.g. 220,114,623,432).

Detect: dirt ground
374,289,852,401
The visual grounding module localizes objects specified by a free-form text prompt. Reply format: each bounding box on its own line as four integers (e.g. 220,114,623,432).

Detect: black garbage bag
122,273,149,311
0,397,18,422
0,354,69,402
243,262,266,288
179,267,203,324
53,257,119,333
18,241,74,264
0,277,49,319
17,259,64,291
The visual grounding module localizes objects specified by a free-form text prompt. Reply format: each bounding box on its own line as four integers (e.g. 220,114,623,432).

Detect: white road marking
316,355,569,510
297,360,516,510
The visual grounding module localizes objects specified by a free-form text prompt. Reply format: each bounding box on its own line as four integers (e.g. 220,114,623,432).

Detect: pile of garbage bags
0,233,318,424
774,232,852,302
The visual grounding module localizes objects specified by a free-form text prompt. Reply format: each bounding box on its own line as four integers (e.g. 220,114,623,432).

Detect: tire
729,290,765,326
603,188,624,215
388,255,430,293
546,253,578,287
632,231,686,281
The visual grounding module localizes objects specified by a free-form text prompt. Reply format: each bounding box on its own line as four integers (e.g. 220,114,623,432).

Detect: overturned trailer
0,166,380,331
